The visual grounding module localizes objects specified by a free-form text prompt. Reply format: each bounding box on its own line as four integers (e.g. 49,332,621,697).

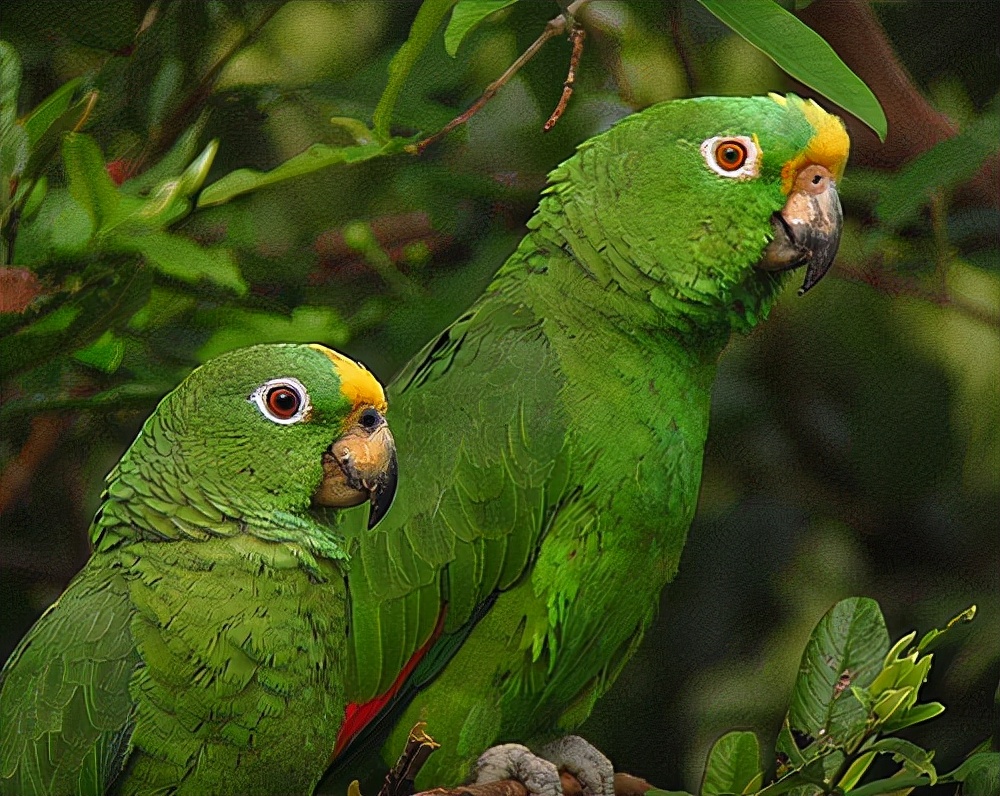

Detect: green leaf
756,757,830,796
941,752,1000,795
702,731,762,796
872,687,915,723
877,115,999,228
838,751,876,791
0,41,21,133
788,598,889,745
197,306,349,361
845,774,930,796
0,266,151,377
197,138,408,207
73,330,125,373
122,231,246,295
646,792,695,796
696,0,887,140
882,631,917,667
444,0,520,57
23,91,98,182
121,140,219,230
22,77,82,146
868,738,937,785
121,113,210,196
880,701,945,733
917,604,976,653
62,133,121,231
373,0,457,141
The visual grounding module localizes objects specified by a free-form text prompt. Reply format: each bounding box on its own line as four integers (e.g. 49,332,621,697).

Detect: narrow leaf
845,774,930,796
198,138,407,207
373,0,457,141
941,752,1000,794
23,77,82,145
62,133,120,230
701,732,761,796
444,0,520,57
917,605,976,653
868,738,937,785
697,0,887,140
23,91,98,182
123,232,246,295
0,41,20,132
838,751,876,791
881,701,945,733
788,598,889,744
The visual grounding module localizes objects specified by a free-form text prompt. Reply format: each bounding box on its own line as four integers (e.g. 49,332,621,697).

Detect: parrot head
129,343,397,531
551,93,849,331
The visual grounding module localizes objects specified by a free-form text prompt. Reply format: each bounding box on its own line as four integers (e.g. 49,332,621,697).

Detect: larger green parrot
328,95,849,788
0,344,398,795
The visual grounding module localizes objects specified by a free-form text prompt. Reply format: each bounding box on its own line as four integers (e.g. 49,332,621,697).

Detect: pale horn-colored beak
757,164,843,295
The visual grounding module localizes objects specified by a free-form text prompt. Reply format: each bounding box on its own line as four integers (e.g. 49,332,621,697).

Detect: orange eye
714,140,748,171
266,386,301,419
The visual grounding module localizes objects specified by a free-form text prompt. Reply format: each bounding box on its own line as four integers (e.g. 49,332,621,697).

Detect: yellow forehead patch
309,344,387,413
769,93,850,193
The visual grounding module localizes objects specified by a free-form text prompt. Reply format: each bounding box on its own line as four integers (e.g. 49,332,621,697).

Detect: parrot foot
474,744,562,796
473,736,614,796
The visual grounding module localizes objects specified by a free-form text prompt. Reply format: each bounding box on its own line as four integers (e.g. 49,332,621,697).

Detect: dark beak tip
366,450,398,530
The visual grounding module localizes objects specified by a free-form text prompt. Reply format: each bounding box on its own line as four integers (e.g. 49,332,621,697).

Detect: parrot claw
540,736,615,796
474,744,562,796
474,736,614,796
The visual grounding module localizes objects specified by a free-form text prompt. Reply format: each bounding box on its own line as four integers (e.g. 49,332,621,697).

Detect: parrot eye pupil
715,141,747,171
252,378,310,424
359,408,381,430
267,387,299,418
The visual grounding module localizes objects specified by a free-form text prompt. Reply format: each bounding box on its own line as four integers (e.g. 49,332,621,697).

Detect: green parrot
0,344,398,795
327,94,849,790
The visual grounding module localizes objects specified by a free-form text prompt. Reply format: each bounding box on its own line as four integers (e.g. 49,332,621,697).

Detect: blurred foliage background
0,0,997,792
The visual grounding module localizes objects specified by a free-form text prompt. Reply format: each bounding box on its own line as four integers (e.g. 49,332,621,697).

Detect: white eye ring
250,377,311,425
701,136,760,179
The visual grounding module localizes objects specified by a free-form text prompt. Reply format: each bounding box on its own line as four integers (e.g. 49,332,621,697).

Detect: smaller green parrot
0,344,398,796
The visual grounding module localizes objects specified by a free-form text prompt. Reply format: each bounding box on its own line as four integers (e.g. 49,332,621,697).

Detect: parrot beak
757,164,843,295
314,415,398,529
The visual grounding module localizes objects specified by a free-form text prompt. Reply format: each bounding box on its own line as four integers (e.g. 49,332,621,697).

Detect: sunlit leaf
788,597,889,745
373,0,457,141
880,701,945,733
62,133,121,230
73,330,126,373
838,751,876,791
697,0,887,140
877,116,999,228
444,0,520,57
197,138,408,207
22,90,98,183
22,77,82,145
122,231,246,295
701,731,762,796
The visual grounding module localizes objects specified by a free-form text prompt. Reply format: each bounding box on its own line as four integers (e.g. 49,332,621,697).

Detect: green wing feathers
347,295,571,703
0,565,139,796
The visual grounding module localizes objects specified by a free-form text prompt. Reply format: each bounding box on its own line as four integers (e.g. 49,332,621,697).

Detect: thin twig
135,4,283,172
543,24,586,132
408,0,593,154
836,260,1000,332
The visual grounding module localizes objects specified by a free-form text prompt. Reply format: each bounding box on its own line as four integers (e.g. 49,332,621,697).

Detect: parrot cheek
313,424,398,529
756,164,843,295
